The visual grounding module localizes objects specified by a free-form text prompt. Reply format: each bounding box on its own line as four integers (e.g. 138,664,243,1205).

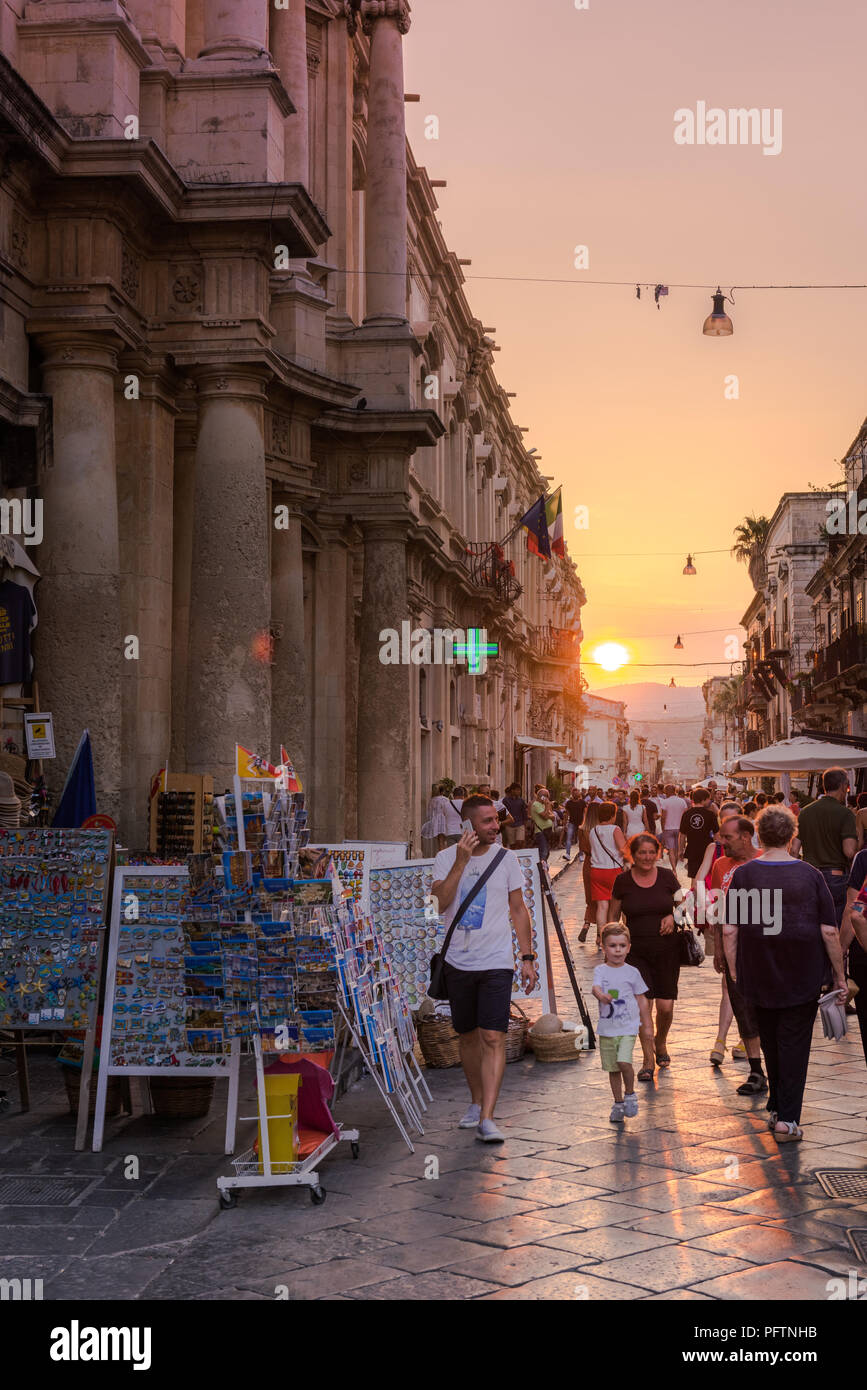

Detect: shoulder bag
429,847,508,1000
593,825,623,868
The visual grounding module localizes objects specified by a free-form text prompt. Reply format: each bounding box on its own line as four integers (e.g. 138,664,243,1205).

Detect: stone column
115,360,178,846
347,0,411,323
309,527,351,840
270,497,308,790
356,519,412,838
170,421,197,771
185,367,271,787
270,0,309,183
35,334,123,824
199,0,268,58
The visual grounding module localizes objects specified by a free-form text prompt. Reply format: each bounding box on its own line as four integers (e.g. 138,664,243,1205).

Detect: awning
729,736,867,774
516,734,567,750
557,759,582,773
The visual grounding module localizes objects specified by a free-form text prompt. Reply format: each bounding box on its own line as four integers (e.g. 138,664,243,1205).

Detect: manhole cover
847,1229,867,1265
0,1175,91,1206
815,1170,867,1202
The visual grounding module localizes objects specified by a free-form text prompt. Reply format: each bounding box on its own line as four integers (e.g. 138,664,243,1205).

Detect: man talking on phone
431,795,538,1143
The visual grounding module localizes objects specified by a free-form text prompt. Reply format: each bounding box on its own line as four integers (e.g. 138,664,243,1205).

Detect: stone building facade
735,491,836,750
0,0,586,849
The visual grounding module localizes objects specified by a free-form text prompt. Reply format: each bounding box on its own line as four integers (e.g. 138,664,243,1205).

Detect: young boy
592,924,652,1122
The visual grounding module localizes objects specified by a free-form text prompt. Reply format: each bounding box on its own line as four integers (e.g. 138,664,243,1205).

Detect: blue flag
52,729,97,828
517,496,551,558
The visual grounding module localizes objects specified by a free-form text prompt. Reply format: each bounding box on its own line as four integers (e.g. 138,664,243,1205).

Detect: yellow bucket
257,1070,300,1173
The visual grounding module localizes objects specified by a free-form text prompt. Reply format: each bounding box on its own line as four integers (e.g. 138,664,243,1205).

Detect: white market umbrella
729,736,867,774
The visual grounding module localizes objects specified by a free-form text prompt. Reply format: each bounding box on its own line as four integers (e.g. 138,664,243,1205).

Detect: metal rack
216,1008,358,1209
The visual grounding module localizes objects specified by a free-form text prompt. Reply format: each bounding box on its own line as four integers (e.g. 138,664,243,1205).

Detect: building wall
0,0,587,849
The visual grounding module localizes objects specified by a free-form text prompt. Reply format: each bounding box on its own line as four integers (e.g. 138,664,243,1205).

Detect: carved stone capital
345,0,411,37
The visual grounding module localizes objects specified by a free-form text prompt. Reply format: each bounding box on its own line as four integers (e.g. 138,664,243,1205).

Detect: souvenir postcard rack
0,826,114,1149
367,847,552,1012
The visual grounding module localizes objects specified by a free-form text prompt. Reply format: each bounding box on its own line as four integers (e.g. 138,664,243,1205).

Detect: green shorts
599,1034,637,1072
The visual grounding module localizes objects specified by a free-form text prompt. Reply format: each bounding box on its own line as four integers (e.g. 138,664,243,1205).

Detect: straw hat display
0,770,22,827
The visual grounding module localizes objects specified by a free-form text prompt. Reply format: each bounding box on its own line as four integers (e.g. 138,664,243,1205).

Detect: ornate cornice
345,0,411,36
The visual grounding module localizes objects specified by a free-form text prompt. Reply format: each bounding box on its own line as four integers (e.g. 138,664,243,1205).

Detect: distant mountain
589,682,705,721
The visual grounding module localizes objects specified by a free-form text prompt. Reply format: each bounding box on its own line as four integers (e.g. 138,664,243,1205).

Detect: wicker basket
417,1004,528,1069
62,1067,123,1117
528,1027,583,1062
148,1076,214,1118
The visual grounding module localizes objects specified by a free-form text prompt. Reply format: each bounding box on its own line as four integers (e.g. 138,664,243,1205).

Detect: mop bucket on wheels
257,1067,300,1173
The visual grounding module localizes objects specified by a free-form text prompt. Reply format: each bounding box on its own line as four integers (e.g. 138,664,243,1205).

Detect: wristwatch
521,952,537,962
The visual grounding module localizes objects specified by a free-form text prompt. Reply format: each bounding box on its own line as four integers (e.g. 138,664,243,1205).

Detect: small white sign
24,711,56,759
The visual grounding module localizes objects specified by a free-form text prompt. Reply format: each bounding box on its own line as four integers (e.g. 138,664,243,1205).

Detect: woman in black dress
608,833,681,1081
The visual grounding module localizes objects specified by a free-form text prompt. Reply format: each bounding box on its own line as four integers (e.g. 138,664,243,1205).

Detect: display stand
0,826,114,1149
92,866,240,1153
538,860,596,1047
216,1004,359,1210
148,773,214,856
367,848,552,1012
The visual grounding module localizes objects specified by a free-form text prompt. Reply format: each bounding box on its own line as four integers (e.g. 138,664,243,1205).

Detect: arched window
449,678,457,727
419,668,427,719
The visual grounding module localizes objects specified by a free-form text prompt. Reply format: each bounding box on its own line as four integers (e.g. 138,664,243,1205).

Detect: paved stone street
2,859,866,1302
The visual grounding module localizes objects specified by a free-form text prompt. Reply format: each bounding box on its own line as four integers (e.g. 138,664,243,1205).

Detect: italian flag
545,487,564,557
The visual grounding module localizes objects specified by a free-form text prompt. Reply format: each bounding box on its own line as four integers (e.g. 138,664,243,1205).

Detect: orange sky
404,0,867,689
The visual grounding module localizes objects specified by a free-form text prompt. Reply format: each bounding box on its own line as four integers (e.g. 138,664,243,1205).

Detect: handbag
678,924,705,967
428,848,508,1000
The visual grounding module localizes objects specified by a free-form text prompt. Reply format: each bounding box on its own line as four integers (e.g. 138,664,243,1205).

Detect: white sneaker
609,1102,626,1123
623,1092,638,1117
476,1119,506,1143
458,1103,481,1129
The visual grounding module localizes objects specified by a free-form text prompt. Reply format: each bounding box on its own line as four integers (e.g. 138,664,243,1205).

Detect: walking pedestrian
431,795,537,1144
439,785,466,845
530,785,555,861
563,786,586,862
795,767,857,926
624,789,649,838
585,801,629,943
839,849,867,1067
578,799,606,939
723,806,847,1143
608,833,681,1080
708,815,766,1095
679,787,719,881
501,783,527,848
592,924,652,1123
657,783,689,873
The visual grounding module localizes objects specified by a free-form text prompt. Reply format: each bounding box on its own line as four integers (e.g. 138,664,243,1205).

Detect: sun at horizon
592,642,631,673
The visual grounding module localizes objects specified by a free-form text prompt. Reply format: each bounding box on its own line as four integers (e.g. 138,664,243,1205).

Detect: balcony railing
533,624,581,662
812,622,867,687
745,729,763,752
464,542,523,606
789,677,812,713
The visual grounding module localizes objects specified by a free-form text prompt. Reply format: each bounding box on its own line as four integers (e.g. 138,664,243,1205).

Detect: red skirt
589,866,621,901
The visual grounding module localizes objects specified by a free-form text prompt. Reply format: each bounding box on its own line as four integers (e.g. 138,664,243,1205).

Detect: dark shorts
627,933,681,1001
818,868,848,927
443,963,514,1034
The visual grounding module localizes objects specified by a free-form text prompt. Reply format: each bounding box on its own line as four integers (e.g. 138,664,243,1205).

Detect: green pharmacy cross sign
454,629,499,675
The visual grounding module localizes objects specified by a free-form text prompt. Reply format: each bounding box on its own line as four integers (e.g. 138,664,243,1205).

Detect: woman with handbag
608,832,682,1081
585,801,629,945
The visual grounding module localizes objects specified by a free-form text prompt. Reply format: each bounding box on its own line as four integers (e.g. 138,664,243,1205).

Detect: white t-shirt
432,843,524,972
442,797,464,835
658,796,689,830
592,962,648,1037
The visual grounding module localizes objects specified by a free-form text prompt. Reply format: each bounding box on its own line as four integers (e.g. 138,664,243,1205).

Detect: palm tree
712,676,744,763
732,514,771,589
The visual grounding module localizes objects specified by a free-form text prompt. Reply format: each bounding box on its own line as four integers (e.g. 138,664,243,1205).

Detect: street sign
23,712,55,759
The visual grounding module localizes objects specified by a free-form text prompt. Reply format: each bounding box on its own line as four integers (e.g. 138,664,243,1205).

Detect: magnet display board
307,844,372,910
0,827,113,1032
93,866,240,1153
368,848,550,1011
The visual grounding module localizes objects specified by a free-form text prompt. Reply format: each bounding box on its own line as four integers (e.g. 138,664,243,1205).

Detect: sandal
736,1073,768,1095
709,1037,726,1067
773,1121,804,1144
730,1042,748,1061
766,1110,778,1131
578,927,589,943
637,1066,655,1082
655,1052,671,1068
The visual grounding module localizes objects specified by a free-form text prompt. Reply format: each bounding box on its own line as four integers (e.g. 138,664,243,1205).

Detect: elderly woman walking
723,805,847,1143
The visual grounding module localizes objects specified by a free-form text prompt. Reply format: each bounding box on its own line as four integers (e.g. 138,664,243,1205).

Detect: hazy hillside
589,682,705,721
